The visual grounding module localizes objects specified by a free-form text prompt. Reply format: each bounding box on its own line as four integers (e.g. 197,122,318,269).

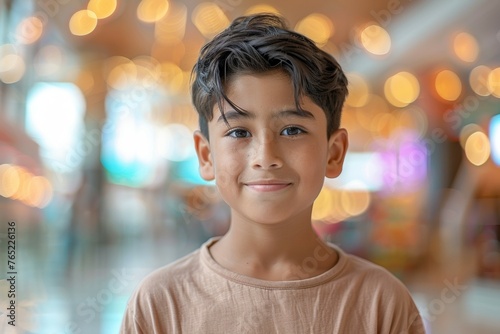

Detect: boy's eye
281,126,305,136
227,129,251,138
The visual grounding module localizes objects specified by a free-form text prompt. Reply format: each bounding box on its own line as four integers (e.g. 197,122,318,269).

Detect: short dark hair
191,13,348,140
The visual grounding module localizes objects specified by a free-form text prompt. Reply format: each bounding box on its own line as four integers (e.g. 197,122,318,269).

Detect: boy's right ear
193,130,215,181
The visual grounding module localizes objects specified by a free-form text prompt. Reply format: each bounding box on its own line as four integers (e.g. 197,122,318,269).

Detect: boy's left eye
227,129,251,138
281,126,305,136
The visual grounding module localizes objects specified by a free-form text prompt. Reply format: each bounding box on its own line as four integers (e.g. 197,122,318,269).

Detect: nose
250,130,283,170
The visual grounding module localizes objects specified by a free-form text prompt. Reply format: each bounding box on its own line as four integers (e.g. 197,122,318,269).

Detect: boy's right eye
226,129,251,138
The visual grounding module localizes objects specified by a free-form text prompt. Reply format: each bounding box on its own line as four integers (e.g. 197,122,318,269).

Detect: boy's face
194,71,348,225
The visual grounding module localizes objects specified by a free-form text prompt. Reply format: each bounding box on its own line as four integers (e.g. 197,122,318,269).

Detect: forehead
209,71,327,127
213,71,324,120
224,71,294,103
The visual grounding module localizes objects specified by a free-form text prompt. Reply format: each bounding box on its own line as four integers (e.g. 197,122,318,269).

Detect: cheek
292,144,328,181
215,170,232,190
213,144,245,188
294,141,327,165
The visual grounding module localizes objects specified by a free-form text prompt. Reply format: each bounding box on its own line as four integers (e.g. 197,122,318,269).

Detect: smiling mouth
244,181,292,192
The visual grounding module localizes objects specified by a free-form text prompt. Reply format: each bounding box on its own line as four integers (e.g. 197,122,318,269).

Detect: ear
193,130,215,181
325,128,348,178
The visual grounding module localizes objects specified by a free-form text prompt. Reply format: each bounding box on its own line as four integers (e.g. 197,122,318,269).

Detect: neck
209,209,337,280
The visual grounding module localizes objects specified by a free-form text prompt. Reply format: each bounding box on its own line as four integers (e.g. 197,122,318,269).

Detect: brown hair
191,13,348,139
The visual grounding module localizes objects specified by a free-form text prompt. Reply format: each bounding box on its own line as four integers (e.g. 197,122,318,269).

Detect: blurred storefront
1,0,500,333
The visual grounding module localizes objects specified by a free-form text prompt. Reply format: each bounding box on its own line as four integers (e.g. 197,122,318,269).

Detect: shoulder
332,248,425,332
134,247,202,296
120,246,204,332
128,237,223,304
338,249,409,291
330,246,416,305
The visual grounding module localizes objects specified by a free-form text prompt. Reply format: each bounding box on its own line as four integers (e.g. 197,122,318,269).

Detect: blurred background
0,0,499,333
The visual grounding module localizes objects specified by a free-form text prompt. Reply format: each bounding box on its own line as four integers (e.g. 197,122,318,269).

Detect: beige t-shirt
120,237,425,334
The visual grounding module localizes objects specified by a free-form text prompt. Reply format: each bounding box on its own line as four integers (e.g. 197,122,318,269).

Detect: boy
120,14,425,333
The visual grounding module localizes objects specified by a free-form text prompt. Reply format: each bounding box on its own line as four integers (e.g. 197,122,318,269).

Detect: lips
244,180,292,192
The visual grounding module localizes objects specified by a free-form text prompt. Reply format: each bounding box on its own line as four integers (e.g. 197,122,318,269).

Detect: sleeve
368,267,427,334
118,271,177,334
119,296,146,334
385,287,426,334
403,310,426,334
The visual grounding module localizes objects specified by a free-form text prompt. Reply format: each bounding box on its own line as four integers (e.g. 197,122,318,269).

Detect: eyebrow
216,109,315,124
217,110,254,123
274,109,315,120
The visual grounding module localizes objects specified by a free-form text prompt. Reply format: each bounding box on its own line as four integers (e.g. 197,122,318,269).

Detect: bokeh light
470,65,492,96
27,175,53,208
435,69,462,101
16,16,44,44
459,123,483,148
34,45,64,77
105,57,137,90
192,2,229,38
0,51,26,84
160,124,195,162
245,4,280,15
488,67,500,98
88,0,117,19
453,32,479,63
154,2,187,45
295,13,334,47
26,83,86,173
345,73,370,108
384,71,420,107
360,24,391,55
312,187,335,221
490,114,500,166
69,10,98,36
397,106,428,138
0,164,20,198
313,188,350,223
10,166,30,202
0,164,53,208
340,182,371,216
312,182,371,222
354,94,389,132
464,131,491,166
160,62,184,93
137,0,169,23
134,55,162,84
372,111,399,138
